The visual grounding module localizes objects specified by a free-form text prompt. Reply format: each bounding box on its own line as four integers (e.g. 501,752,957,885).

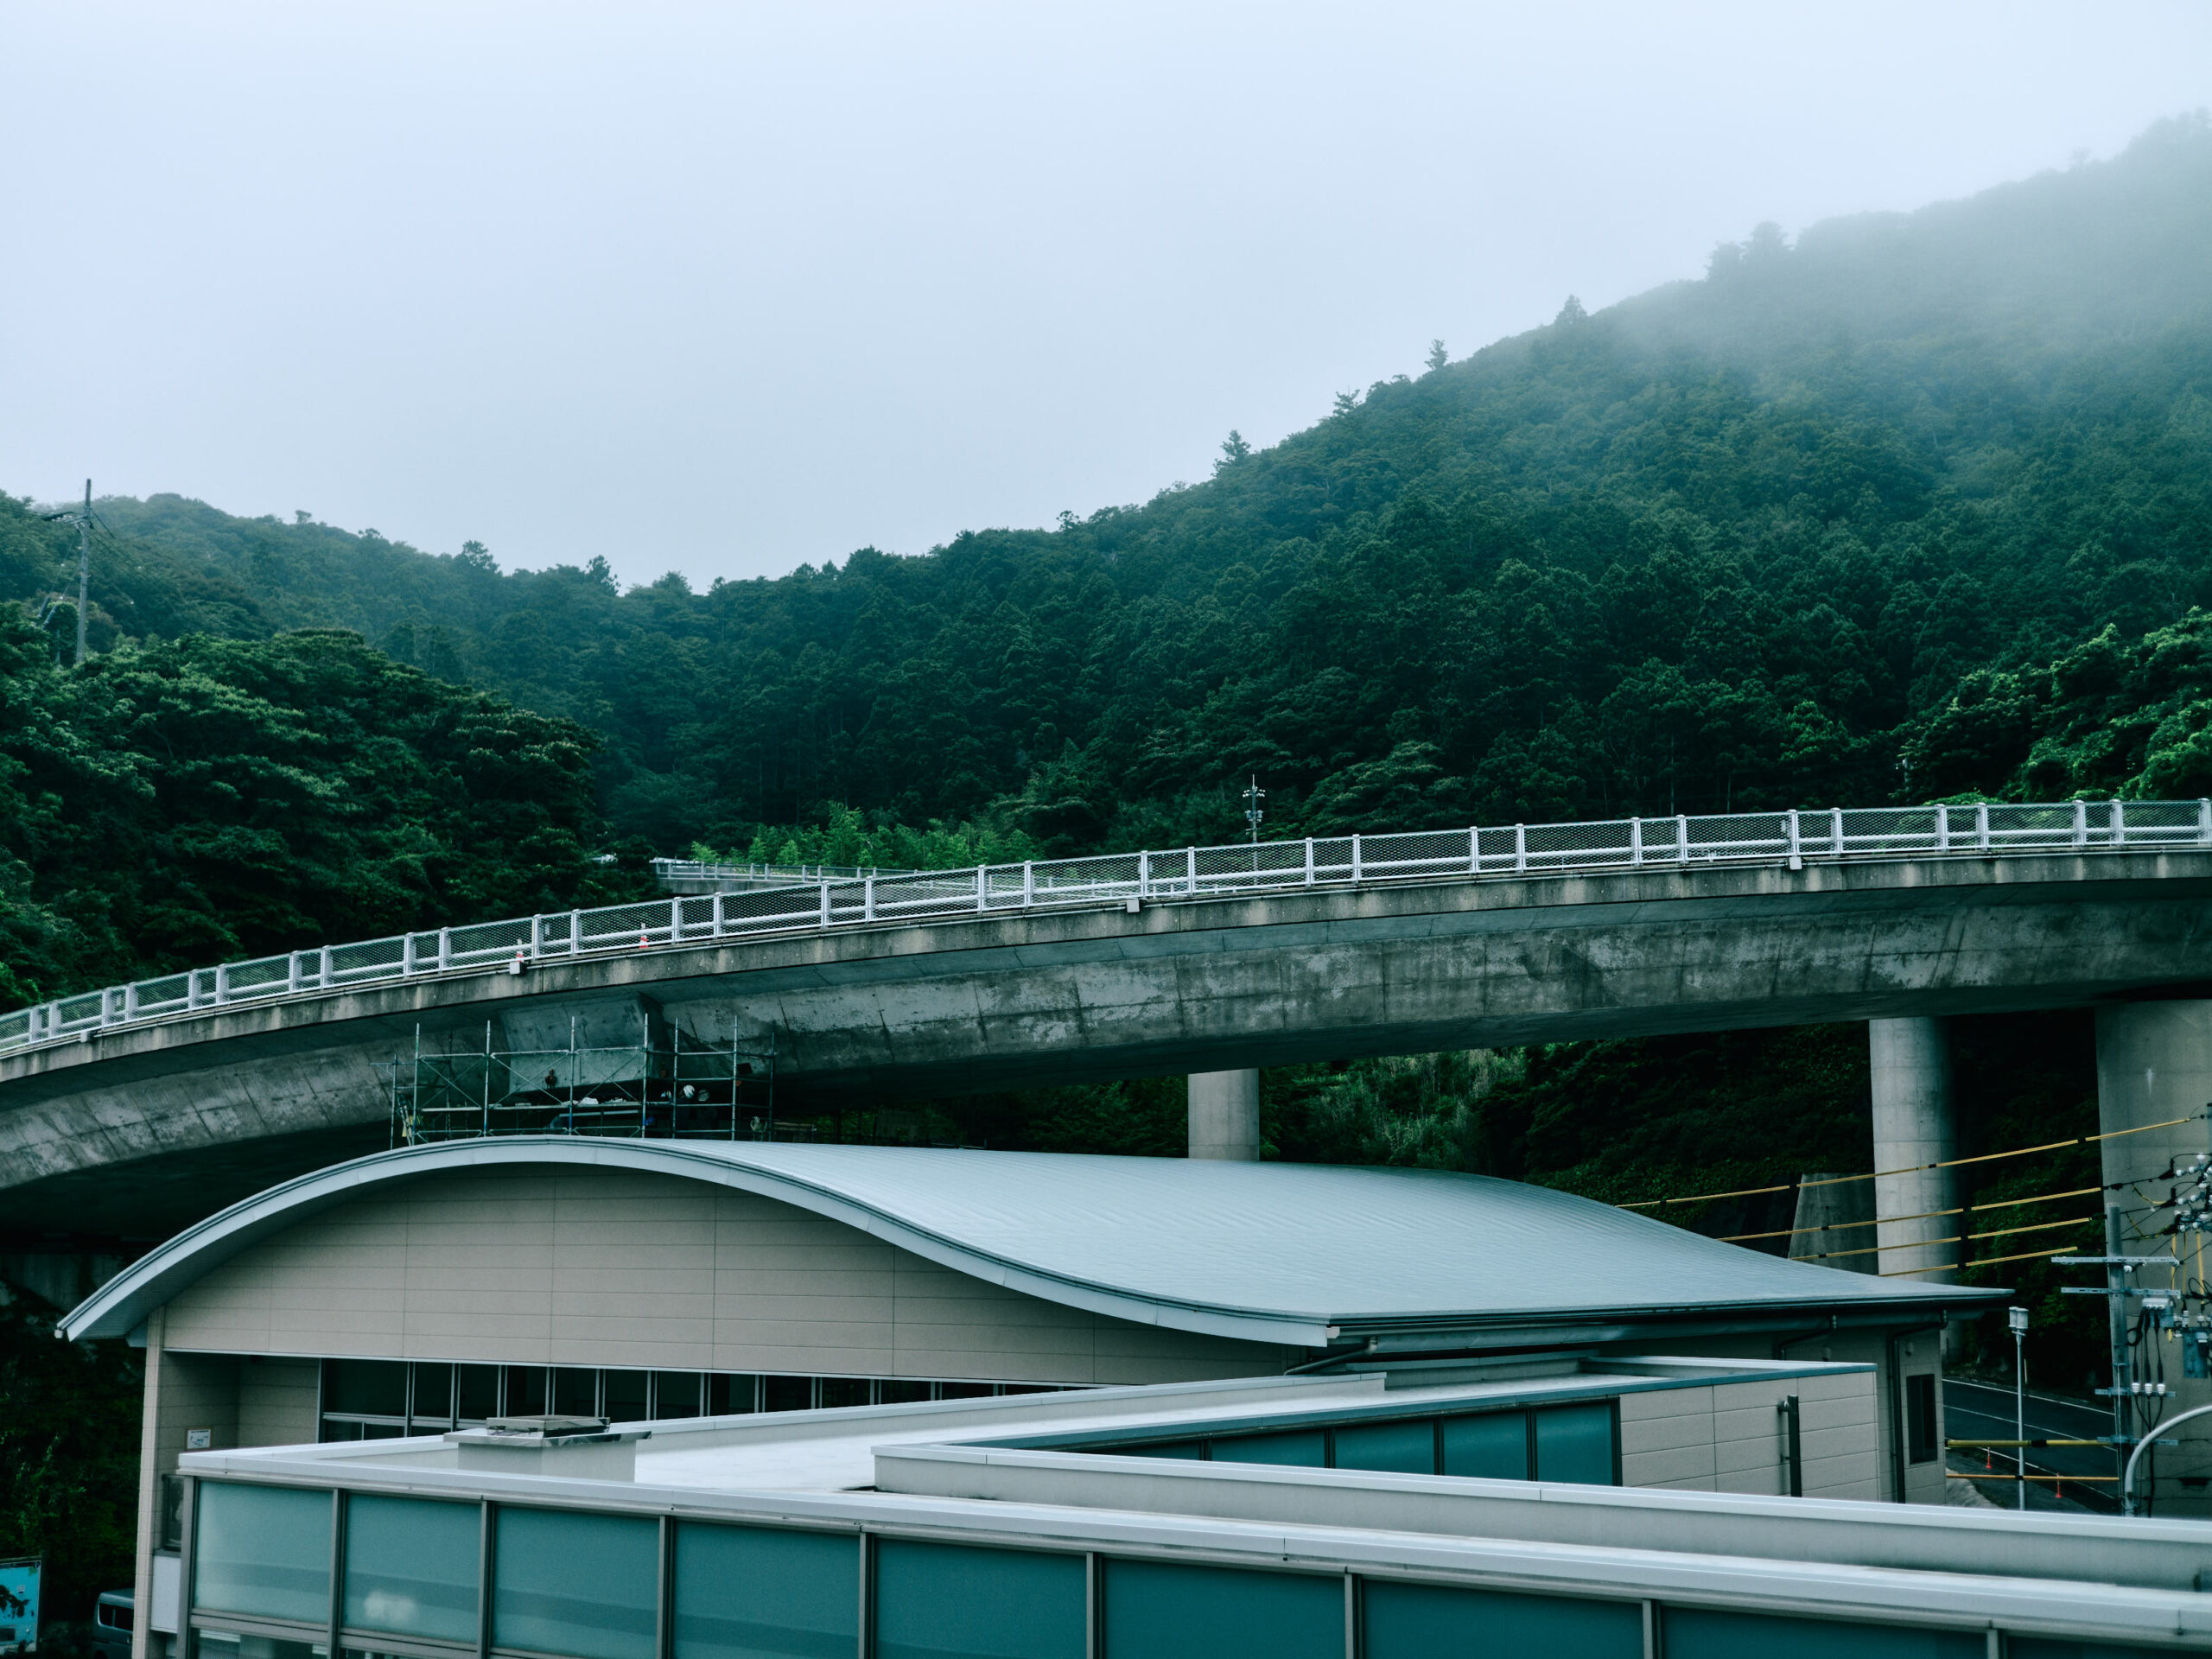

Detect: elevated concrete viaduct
8,849,2212,1251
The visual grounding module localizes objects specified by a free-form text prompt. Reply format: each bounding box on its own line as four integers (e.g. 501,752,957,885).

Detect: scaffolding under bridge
389,1018,780,1146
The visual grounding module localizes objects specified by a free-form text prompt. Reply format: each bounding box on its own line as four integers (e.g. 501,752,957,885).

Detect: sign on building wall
0,1557,41,1653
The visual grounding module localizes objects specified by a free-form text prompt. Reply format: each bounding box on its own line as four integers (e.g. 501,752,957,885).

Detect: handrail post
124,983,139,1020
288,953,302,994
1935,804,1949,855
823,880,835,927
1831,807,1845,858
711,893,725,937
2113,798,2126,847
974,869,986,913
438,927,452,971
865,877,877,921
1786,809,1800,864
569,908,582,953
671,897,682,943
1185,846,1197,894
1352,835,1363,882
530,915,544,960
1975,802,1990,853
215,963,230,1004
1305,838,1316,886
2200,799,2212,844
1676,813,1688,862
2072,799,2087,847
1138,851,1150,900
1630,817,1643,868
320,945,334,987
1022,861,1034,906
1468,826,1479,874
1514,824,1526,874
403,935,416,976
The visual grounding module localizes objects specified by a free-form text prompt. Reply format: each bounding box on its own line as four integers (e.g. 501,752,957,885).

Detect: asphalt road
1946,1377,2119,1510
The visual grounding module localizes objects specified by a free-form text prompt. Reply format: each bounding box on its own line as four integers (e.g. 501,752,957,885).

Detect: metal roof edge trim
58,1138,1335,1347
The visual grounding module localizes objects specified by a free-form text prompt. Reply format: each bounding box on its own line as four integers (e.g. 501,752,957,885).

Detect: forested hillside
4,115,2210,1383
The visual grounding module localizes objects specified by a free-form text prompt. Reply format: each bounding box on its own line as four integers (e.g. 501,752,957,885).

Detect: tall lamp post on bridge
2009,1305,2029,1510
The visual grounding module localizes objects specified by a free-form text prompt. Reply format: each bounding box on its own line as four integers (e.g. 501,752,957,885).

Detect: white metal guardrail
7,799,2209,1058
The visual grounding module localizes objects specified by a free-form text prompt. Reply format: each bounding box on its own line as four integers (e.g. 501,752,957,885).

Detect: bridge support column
2095,1000,2212,1516
1870,1018,1958,1282
1188,1069,1260,1160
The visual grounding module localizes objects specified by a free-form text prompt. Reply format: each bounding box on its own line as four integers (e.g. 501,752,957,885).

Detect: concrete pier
2094,1000,2212,1516
1188,1070,1260,1160
1790,1172,1878,1275
1869,1018,1958,1282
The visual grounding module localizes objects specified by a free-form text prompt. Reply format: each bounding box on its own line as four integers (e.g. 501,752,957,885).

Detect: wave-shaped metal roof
60,1139,1996,1347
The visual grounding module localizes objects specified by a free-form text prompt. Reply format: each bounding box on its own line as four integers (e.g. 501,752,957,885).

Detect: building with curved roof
74,1140,2005,1659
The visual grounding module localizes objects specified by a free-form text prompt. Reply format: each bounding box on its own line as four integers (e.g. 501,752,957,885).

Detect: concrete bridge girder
9,851,2212,1239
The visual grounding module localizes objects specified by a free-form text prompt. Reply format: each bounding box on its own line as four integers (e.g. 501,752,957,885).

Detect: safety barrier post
1786,810,1800,864
1352,835,1363,882
288,953,302,994
972,869,985,913
2113,798,2126,847
1514,824,1526,874
1831,807,1845,858
1139,851,1150,900
1630,817,1643,868
1469,826,1480,874
403,935,416,976
1305,839,1316,886
437,928,452,971
671,897,682,943
864,878,877,921
124,984,139,1020
1936,804,1949,855
1185,847,1197,894
1676,814,1688,861
1022,861,1034,906
2201,799,2212,844
823,881,835,927
215,963,230,1004
1975,802,1990,853
530,915,544,959
320,945,334,987
2072,799,2088,847
569,908,582,953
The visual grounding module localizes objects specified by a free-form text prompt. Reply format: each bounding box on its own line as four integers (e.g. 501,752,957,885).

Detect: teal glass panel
673,1523,855,1659
1212,1429,1326,1467
194,1483,332,1624
1440,1412,1529,1480
1332,1419,1435,1474
493,1507,658,1659
2012,1645,2181,1659
1102,1560,1338,1659
343,1494,478,1643
874,1540,1084,1659
1532,1403,1615,1485
1662,1608,1983,1658
1364,1580,1641,1657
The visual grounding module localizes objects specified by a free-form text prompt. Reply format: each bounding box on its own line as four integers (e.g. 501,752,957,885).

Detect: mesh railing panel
10,799,2209,1052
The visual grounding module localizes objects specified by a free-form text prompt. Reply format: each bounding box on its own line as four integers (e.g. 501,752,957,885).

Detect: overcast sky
4,2,2209,587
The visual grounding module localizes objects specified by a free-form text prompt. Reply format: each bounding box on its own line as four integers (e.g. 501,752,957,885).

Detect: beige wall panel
237,1357,321,1447
1620,1444,1717,1489
1621,1410,1718,1454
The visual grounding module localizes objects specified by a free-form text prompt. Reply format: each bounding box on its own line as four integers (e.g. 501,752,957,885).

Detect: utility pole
73,479,91,667
1243,775,1265,845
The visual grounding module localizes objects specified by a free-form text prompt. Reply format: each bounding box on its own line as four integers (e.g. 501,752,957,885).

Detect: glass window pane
1533,1403,1615,1485
458,1365,500,1421
204,1635,317,1659
505,1366,548,1417
879,1381,931,1405
325,1359,406,1418
1127,1440,1208,1460
820,1378,870,1409
1332,1419,1434,1475
1364,1581,1640,1658
1440,1412,1529,1480
1212,1430,1325,1467
554,1368,600,1417
1662,1608,1983,1658
194,1482,332,1624
874,1540,1084,1659
605,1370,650,1422
673,1523,856,1659
653,1374,703,1420
1101,1560,1338,1659
938,1382,991,1401
2011,1643,2182,1659
343,1494,478,1643
709,1376,758,1415
412,1364,454,1423
764,1376,813,1412
493,1507,658,1659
